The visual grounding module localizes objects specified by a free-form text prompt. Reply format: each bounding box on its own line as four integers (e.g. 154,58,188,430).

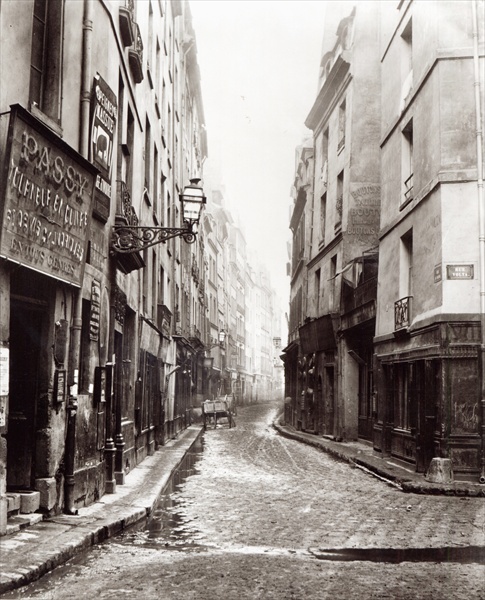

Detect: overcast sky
189,0,328,320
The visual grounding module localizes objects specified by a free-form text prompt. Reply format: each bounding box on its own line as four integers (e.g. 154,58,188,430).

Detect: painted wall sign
90,74,117,223
0,105,97,287
0,347,9,396
54,369,66,403
446,265,474,280
90,280,101,341
347,185,380,245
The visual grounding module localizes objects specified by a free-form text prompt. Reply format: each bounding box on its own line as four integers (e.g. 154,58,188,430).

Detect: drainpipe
472,0,485,483
64,0,93,514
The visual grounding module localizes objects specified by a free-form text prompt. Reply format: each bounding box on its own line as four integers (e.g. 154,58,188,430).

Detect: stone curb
273,418,485,497
0,425,204,595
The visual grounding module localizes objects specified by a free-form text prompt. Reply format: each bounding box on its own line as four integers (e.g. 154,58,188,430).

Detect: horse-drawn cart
202,398,235,430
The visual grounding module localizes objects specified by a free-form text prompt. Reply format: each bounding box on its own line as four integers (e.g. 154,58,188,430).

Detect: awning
282,340,299,354
299,314,337,354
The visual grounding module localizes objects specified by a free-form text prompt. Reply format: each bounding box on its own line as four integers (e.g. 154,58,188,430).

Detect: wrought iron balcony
394,296,412,331
128,22,144,84
403,173,414,204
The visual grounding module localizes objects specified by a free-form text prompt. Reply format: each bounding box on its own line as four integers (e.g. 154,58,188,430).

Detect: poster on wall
90,74,117,223
0,104,97,287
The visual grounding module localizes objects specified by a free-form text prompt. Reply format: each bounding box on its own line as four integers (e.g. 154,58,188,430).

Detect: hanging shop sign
0,104,97,287
90,74,117,223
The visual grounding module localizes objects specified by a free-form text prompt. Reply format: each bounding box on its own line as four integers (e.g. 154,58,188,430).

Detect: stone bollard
425,458,454,484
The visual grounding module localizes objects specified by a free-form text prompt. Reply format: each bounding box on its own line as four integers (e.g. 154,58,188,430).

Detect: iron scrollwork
111,225,197,253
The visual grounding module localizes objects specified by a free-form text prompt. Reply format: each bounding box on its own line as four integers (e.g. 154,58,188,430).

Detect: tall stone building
0,0,207,533
284,0,485,482
374,0,485,481
285,1,382,440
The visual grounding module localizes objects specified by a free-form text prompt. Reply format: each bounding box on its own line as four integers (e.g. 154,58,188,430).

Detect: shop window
393,362,416,431
29,0,64,124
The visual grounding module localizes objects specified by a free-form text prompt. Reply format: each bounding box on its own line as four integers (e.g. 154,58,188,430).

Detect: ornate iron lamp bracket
111,224,197,254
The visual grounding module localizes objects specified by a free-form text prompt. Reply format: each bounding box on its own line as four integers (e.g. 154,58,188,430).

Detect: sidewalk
0,425,203,596
273,418,485,497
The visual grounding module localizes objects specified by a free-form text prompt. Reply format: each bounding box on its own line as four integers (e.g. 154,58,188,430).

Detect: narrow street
4,401,484,600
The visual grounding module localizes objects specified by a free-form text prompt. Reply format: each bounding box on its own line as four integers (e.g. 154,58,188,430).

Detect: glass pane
29,67,42,106
31,17,45,71
33,0,47,21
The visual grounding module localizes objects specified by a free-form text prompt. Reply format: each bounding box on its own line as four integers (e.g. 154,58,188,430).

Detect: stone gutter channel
272,417,485,498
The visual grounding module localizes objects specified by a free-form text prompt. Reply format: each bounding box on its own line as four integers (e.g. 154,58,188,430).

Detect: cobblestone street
5,401,484,600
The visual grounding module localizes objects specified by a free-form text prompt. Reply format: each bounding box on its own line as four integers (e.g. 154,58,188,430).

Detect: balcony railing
334,194,343,233
394,296,412,331
403,173,414,205
128,22,144,84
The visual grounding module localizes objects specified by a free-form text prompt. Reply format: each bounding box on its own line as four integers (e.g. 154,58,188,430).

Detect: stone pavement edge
0,425,203,595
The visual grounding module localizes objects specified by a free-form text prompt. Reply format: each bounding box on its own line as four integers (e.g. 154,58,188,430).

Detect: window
142,249,148,313
335,171,344,233
144,117,151,201
330,255,337,310
320,193,327,245
401,18,413,83
29,0,64,123
153,144,159,216
402,119,414,206
338,100,346,152
321,128,329,185
393,362,417,432
159,266,165,304
152,250,157,317
315,269,321,315
400,229,413,299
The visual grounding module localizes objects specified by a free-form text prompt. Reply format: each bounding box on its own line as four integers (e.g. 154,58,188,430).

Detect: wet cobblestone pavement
4,400,484,599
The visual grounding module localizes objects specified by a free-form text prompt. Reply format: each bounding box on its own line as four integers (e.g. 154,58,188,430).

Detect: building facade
284,0,485,482
0,0,286,534
285,1,382,440
374,0,485,481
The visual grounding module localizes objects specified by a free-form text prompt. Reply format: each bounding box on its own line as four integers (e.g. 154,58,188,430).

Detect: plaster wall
441,182,480,314
439,59,477,172
376,190,443,336
0,0,33,111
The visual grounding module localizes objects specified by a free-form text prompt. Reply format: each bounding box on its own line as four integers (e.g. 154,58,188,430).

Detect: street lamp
205,329,226,352
111,178,207,254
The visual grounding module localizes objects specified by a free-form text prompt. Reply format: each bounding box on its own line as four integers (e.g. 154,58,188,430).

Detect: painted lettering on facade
90,74,117,222
347,185,380,244
0,106,95,286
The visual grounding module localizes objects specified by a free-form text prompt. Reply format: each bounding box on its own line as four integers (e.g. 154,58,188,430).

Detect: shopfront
0,105,96,517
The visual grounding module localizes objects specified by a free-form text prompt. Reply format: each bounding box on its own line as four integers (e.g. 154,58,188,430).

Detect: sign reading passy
0,104,97,286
